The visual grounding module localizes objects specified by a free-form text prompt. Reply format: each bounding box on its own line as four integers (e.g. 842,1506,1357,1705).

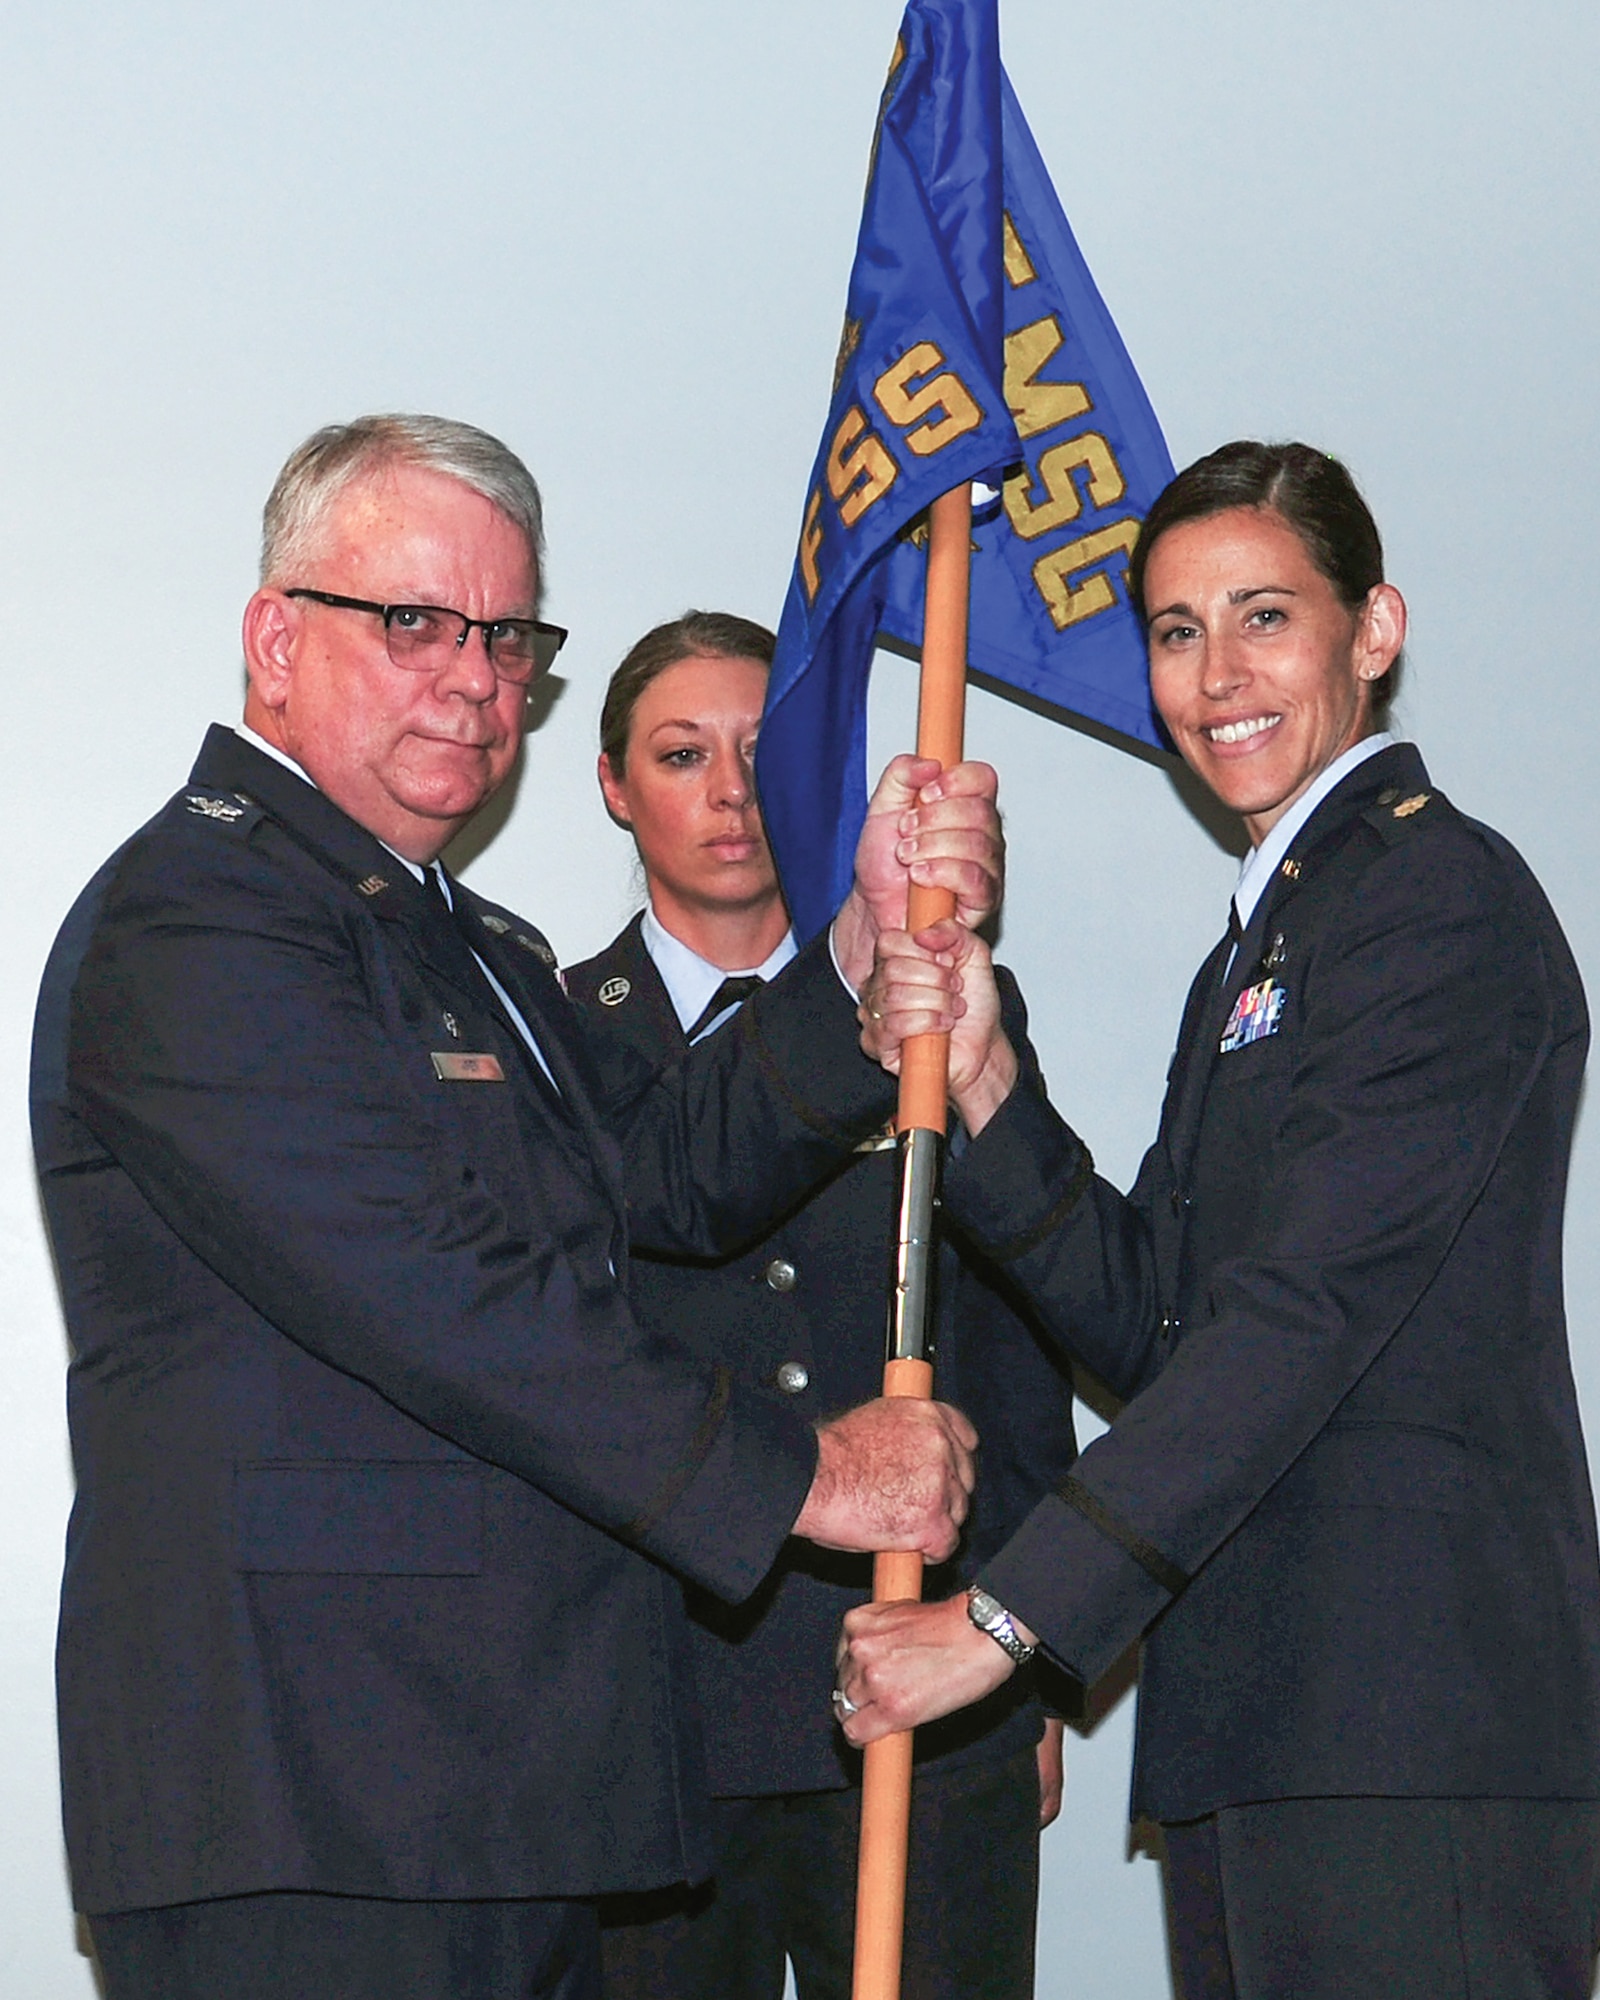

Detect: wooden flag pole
852,481,973,2000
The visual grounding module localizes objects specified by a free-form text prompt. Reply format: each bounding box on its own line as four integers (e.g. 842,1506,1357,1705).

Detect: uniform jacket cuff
639,1377,819,1602
745,931,895,1145
981,1484,1174,1688
942,1068,1094,1262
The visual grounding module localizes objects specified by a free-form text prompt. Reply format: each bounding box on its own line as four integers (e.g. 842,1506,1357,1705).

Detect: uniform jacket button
775,1361,810,1395
764,1257,798,1293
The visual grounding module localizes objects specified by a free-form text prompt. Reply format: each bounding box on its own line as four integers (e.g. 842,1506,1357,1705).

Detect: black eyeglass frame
284,588,568,684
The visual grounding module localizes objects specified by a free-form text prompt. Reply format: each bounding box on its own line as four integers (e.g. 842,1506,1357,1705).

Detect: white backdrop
3,3,1598,1993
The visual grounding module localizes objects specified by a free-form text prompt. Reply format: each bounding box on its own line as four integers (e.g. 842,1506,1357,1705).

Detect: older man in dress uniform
31,414,1000,2000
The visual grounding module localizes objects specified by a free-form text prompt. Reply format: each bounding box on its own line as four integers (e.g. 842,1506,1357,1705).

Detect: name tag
431,1051,506,1082
1220,980,1286,1054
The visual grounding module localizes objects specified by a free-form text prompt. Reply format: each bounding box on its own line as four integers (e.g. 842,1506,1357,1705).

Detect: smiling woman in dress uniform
563,611,1079,2000
836,444,1600,2000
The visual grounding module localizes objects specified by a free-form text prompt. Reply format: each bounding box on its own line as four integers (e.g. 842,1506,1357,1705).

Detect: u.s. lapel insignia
1279,857,1302,881
597,976,631,1007
1220,978,1287,1053
355,874,389,897
515,933,557,967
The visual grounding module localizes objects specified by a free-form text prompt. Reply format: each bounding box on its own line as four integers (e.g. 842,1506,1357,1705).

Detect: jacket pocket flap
1277,1423,1475,1515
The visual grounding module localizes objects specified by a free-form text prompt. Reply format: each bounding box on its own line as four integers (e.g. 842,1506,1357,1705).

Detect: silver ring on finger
831,1686,860,1720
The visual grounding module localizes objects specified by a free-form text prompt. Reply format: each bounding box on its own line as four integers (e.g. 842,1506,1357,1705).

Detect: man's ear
242,588,299,711
597,751,633,828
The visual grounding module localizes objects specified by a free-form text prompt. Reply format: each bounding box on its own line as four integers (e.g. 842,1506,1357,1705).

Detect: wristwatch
966,1585,1036,1667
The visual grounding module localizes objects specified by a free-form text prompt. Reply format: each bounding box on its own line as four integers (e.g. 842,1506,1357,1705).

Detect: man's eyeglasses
285,589,568,686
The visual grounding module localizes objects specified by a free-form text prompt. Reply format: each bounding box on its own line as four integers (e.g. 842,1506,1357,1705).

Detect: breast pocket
1187,1023,1299,1266
1203,995,1296,1138
234,1461,484,1575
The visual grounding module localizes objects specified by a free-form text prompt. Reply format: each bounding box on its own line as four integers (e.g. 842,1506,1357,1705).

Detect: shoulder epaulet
173,788,266,836
1361,785,1452,848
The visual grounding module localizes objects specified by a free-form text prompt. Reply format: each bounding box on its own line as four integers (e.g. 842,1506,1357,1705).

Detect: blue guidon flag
757,0,1175,942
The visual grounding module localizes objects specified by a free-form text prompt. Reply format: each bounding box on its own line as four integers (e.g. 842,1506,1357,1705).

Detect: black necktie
419,863,451,914
1217,897,1244,989
686,974,765,1043
420,864,485,962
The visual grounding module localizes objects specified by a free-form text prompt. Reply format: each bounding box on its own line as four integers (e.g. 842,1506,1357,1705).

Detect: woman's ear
1356,583,1407,682
598,751,632,828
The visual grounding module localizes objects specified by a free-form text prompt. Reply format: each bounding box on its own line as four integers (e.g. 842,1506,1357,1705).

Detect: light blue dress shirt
640,904,798,1041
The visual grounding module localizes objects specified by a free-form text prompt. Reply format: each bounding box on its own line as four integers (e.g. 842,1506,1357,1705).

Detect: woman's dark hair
599,610,776,772
1127,440,1396,706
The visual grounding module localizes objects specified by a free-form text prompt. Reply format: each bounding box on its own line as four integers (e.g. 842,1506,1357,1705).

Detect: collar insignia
185,793,245,822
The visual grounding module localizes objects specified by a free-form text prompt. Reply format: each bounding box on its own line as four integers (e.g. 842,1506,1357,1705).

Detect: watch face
968,1586,1032,1664
967,1588,1004,1631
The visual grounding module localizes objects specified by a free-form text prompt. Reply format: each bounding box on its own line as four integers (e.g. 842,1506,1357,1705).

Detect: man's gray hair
260,413,546,594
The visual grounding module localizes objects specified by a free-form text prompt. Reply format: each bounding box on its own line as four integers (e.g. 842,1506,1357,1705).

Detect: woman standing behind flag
565,611,1074,2000
836,443,1600,1997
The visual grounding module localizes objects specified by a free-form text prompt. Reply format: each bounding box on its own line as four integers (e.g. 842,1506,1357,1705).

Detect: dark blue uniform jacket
568,920,1079,1795
941,743,1600,1822
30,727,900,1914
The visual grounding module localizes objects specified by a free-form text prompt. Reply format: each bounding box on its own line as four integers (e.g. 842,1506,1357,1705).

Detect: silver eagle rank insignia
185,793,246,822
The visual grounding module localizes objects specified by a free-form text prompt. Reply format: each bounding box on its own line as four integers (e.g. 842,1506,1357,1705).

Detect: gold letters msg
998,211,1141,630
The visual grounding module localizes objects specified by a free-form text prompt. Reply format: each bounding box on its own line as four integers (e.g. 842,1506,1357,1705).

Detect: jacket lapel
576,918,688,1068
190,724,598,1145
1165,741,1429,1181
449,884,642,1211
1162,931,1237,1179
1210,875,1298,1049
449,891,588,1098
406,880,568,1104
